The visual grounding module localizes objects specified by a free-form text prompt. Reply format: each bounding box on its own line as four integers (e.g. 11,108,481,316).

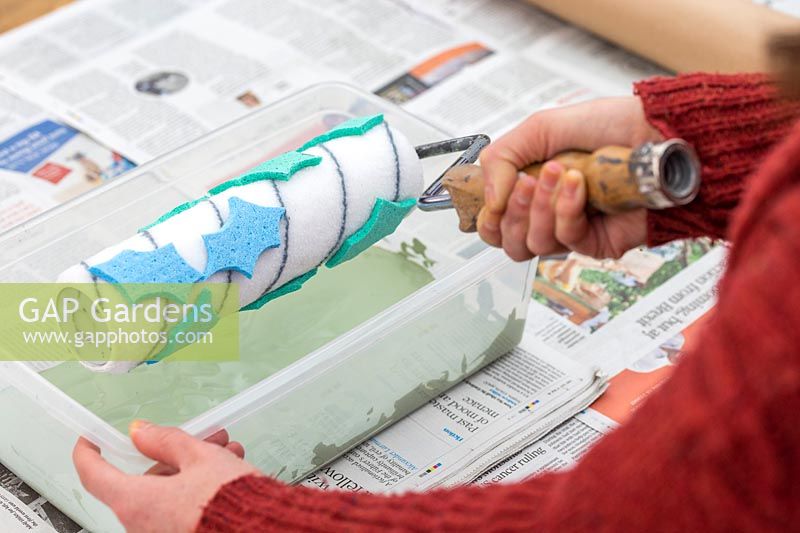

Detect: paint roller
59,114,700,373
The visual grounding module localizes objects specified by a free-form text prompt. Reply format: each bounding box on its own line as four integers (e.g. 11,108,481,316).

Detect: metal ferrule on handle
628,139,701,208
416,134,491,211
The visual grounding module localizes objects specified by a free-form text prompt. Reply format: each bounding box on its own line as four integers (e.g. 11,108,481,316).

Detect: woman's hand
73,422,260,533
478,97,663,260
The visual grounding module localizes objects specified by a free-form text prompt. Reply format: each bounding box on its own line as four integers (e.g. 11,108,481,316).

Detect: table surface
0,0,73,33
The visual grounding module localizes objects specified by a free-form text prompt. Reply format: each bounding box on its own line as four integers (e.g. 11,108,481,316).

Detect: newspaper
474,303,716,485
0,0,787,530
0,462,79,533
304,336,606,493
0,0,665,166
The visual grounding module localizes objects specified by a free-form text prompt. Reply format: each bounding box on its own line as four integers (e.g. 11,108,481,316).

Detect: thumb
129,420,204,468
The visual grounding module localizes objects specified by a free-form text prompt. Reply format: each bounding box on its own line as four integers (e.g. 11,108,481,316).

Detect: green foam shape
140,197,207,231
298,114,384,151
240,268,318,312
209,151,322,196
326,197,416,268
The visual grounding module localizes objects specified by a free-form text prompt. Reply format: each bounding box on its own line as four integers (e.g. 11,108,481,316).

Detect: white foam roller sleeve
58,116,423,373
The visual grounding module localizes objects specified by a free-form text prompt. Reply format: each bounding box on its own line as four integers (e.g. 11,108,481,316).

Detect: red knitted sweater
198,74,800,532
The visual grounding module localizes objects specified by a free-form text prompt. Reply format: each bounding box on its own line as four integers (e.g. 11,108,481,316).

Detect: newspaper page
0,463,78,533
0,0,667,163
0,0,465,162
0,1,793,228
397,0,666,136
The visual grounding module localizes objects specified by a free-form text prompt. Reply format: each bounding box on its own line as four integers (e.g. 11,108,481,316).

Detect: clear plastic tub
0,83,533,532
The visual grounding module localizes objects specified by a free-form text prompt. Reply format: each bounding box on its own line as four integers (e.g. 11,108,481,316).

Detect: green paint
298,114,384,151
326,197,416,268
308,309,523,469
240,268,318,311
40,247,434,433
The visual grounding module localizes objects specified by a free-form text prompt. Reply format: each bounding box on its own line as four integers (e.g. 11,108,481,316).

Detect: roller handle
442,140,701,233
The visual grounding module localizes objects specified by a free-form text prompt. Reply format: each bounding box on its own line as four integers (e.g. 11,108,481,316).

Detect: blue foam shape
90,244,202,284
326,197,416,268
240,268,317,311
208,151,321,195
298,114,384,151
202,197,285,279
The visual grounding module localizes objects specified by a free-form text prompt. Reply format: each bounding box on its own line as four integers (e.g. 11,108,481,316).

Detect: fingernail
561,174,579,199
515,177,535,206
129,419,150,436
540,168,559,192
543,161,563,175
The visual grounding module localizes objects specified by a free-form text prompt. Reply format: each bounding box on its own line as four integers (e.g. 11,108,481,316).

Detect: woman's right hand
478,96,663,261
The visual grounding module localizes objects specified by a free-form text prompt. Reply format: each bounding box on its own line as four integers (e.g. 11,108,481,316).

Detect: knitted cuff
634,73,800,245
198,475,289,532
197,472,563,532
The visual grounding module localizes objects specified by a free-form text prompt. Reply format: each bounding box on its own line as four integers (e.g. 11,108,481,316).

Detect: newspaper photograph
0,88,133,231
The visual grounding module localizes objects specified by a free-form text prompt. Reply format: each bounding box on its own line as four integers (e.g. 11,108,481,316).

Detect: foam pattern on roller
59,115,423,373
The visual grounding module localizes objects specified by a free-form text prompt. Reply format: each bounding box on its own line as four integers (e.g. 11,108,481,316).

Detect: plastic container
0,83,534,532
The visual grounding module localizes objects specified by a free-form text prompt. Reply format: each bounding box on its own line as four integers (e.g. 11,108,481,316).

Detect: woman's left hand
73,421,260,533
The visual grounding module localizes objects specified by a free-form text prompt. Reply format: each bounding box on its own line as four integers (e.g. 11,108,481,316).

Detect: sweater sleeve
634,73,800,245
199,123,800,532
198,86,800,533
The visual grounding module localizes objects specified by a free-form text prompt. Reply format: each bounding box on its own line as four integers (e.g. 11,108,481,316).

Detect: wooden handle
443,146,648,233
